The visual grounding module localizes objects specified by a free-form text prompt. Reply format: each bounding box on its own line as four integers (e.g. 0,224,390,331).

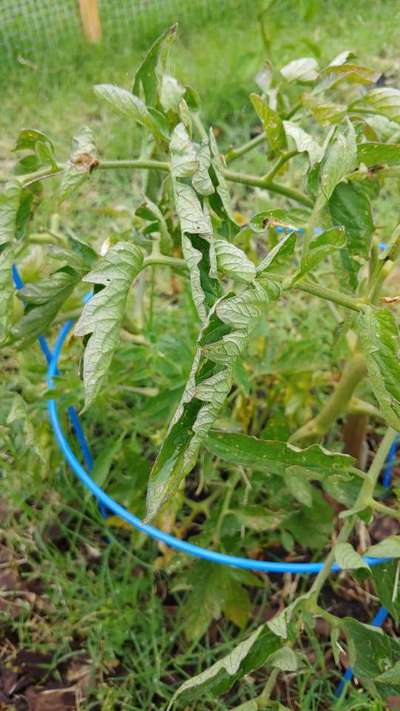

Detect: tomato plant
2,26,400,707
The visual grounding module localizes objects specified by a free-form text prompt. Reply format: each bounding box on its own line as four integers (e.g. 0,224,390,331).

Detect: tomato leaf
74,242,144,409
357,307,400,430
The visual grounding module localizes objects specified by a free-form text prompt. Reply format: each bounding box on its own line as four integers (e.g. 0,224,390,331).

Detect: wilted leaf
146,280,280,519
168,625,281,706
357,307,400,430
209,128,238,223
94,84,168,142
280,57,319,83
250,94,287,153
371,561,400,624
353,88,400,124
215,240,256,283
283,121,322,165
59,126,98,202
367,536,400,558
170,122,198,177
302,94,347,126
0,181,22,245
181,562,251,641
334,542,370,570
0,245,15,343
75,242,144,408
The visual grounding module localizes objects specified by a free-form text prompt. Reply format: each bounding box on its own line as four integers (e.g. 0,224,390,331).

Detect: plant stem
221,168,313,207
290,280,363,312
371,500,400,520
263,149,298,182
257,667,280,708
310,427,397,598
290,354,367,445
143,255,186,270
98,158,170,172
225,132,266,163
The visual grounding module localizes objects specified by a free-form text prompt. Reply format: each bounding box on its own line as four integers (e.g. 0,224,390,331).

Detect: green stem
290,354,367,445
143,255,186,270
225,132,266,163
311,427,397,598
371,500,400,520
257,667,280,708
221,168,312,207
263,149,298,182
98,159,170,172
291,281,363,312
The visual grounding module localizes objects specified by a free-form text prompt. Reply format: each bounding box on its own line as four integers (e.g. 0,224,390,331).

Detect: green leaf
12,267,83,345
135,195,172,252
132,24,177,107
0,181,22,245
302,94,347,126
250,208,309,233
14,128,57,170
283,121,322,165
376,660,400,683
256,232,297,273
367,536,400,558
173,182,212,235
250,93,287,153
286,468,313,507
230,505,285,532
371,561,400,624
319,62,378,87
280,57,319,83
269,646,299,672
215,240,256,283
334,542,370,570
92,434,125,488
205,430,354,477
357,307,400,430
181,562,251,641
74,242,144,409
59,127,97,202
358,142,400,167
0,245,15,343
319,122,357,202
297,226,346,277
329,182,373,259
353,88,400,124
146,279,280,519
168,625,281,706
342,617,400,682
94,84,168,142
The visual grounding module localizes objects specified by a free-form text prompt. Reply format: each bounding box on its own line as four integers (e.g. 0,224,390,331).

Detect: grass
1,1,400,708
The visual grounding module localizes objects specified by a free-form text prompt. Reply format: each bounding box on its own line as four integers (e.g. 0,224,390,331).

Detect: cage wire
0,0,253,63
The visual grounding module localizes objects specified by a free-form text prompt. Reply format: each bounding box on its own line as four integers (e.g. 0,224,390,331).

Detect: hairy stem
311,427,397,598
291,281,363,312
222,168,312,207
290,354,367,445
225,132,266,163
263,149,298,182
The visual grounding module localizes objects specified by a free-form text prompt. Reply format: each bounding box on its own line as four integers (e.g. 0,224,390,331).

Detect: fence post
78,0,102,43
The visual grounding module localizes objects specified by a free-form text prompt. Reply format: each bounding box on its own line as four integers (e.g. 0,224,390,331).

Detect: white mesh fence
0,0,252,62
